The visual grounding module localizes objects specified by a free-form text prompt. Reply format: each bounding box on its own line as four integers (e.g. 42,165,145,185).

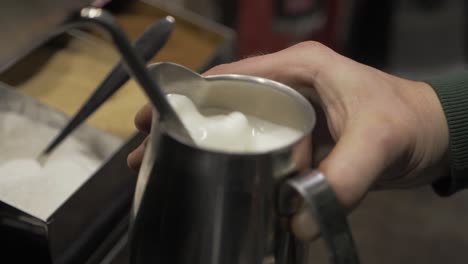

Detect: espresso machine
0,1,359,264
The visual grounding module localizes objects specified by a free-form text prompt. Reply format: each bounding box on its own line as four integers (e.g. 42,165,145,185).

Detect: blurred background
1,0,468,263
156,0,468,79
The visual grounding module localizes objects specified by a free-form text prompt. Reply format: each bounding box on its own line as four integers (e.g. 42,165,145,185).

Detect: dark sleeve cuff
426,71,468,196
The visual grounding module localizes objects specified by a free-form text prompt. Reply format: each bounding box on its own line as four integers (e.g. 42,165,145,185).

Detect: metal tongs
38,7,192,164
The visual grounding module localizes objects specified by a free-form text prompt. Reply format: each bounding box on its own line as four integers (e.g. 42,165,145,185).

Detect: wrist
402,79,450,184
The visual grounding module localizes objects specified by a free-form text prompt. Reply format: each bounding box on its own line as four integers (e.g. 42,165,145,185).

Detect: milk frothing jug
129,62,359,264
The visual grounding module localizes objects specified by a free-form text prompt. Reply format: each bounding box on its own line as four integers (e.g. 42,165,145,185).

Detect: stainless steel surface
0,82,138,263
284,171,360,264
40,16,176,159
129,63,357,264
0,0,92,73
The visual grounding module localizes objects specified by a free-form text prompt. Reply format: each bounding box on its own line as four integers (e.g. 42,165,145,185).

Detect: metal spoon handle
40,15,175,157
76,8,179,122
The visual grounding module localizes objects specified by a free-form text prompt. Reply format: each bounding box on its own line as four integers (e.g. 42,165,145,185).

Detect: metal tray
0,83,139,264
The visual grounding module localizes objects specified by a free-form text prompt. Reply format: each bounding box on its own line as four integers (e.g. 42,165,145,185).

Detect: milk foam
167,94,302,152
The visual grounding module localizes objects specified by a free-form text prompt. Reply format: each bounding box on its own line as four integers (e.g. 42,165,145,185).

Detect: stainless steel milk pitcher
129,62,359,264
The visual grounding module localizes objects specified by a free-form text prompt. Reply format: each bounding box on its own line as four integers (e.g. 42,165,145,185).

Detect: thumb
292,118,405,240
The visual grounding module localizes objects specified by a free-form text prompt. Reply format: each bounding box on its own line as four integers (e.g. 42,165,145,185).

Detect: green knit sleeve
426,71,468,196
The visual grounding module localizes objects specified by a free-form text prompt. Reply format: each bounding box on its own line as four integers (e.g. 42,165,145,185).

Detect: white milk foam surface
167,94,302,152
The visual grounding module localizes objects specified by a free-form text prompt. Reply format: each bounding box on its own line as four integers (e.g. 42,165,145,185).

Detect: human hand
128,41,449,239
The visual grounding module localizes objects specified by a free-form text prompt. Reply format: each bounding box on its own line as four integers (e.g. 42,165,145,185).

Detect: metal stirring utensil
38,16,175,161
37,7,193,164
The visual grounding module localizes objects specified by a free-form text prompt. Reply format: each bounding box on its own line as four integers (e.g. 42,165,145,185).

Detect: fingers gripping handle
286,170,360,264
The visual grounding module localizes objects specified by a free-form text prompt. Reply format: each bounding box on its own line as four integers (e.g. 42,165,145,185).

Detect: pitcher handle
284,170,360,264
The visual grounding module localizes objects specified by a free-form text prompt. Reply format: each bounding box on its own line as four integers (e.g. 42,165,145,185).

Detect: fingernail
127,141,146,170
291,208,321,241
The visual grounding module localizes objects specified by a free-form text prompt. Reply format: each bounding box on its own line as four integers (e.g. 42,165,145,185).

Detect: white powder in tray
0,112,102,220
